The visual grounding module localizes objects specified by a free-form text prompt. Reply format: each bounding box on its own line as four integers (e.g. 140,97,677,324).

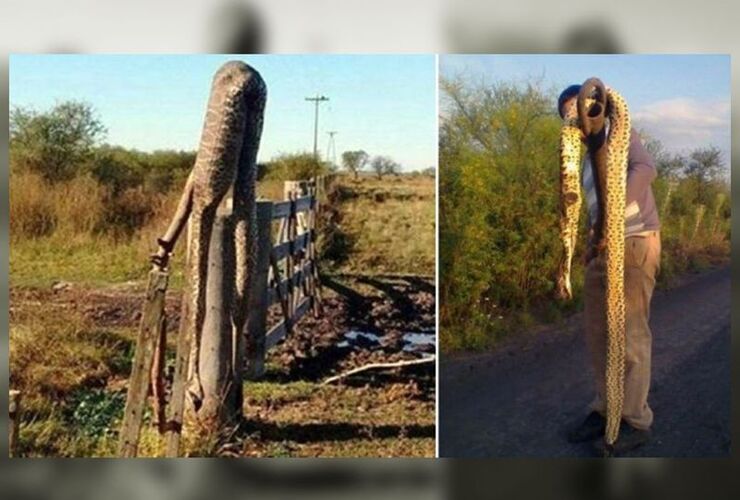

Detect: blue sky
9,54,437,171
440,55,731,164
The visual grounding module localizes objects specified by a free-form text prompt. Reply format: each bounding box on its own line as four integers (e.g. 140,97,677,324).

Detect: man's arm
626,129,657,206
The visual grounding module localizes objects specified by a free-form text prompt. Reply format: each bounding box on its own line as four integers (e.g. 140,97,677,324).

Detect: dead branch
322,356,436,385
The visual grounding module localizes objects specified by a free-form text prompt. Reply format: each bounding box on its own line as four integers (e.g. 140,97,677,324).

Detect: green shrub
66,388,125,439
10,101,105,183
262,152,329,181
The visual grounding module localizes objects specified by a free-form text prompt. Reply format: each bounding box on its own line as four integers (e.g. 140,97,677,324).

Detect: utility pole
326,131,338,167
305,94,329,159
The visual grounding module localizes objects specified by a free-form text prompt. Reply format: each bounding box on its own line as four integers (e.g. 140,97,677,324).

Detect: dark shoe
567,411,606,443
596,420,651,457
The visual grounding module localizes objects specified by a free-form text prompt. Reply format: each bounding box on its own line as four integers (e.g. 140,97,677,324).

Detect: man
558,84,661,454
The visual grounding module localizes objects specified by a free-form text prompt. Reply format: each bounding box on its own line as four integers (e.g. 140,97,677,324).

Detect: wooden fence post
9,390,21,457
306,178,323,314
165,284,190,456
197,212,239,429
118,269,168,457
245,201,273,379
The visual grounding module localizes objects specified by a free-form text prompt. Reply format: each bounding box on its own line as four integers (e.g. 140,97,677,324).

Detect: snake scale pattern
152,61,266,408
557,77,630,449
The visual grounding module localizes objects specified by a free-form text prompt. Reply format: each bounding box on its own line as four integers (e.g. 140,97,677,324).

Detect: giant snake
557,77,630,453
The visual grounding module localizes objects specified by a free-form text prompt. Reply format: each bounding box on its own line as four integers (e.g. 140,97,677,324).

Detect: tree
686,146,724,183
10,101,106,182
370,155,400,179
685,146,725,205
262,152,328,181
341,150,369,179
86,147,195,194
639,131,685,180
385,159,401,176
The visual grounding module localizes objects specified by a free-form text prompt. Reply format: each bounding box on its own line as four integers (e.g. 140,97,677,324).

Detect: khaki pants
584,231,661,430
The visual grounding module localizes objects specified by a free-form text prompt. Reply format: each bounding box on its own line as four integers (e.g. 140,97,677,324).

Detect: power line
305,94,329,158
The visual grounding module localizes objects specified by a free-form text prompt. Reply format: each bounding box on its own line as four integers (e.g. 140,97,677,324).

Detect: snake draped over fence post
557,77,630,455
118,61,266,457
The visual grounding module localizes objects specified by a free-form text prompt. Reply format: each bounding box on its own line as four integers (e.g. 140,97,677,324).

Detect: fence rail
271,195,315,219
245,176,330,378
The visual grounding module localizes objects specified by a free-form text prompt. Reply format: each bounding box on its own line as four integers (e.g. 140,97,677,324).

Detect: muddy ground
10,273,435,457
11,274,435,378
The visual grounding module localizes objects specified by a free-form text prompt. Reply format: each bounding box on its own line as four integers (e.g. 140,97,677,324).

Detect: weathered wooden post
165,269,192,457
118,269,168,457
9,390,21,457
244,201,273,379
197,210,239,429
284,180,309,234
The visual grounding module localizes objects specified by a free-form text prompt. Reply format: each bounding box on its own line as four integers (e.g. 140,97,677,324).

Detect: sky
9,54,438,171
440,54,731,165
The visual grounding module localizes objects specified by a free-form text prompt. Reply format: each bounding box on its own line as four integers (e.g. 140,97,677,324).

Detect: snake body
152,62,266,408
556,98,584,301
557,78,630,449
601,86,629,447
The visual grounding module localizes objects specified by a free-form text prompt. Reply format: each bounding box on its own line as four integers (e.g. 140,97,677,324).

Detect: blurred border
1,0,738,498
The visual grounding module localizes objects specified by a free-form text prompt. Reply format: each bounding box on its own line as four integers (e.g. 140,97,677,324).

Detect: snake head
578,77,607,137
150,252,169,271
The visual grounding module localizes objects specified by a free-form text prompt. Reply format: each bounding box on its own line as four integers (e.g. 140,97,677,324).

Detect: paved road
439,266,731,457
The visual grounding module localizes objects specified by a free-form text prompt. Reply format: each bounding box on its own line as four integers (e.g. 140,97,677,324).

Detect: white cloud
631,97,730,157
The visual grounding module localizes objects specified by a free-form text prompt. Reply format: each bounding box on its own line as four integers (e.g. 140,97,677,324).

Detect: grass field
10,175,436,288
324,175,435,276
9,172,436,457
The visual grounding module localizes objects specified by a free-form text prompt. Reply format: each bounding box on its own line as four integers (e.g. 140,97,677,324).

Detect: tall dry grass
10,171,146,241
10,170,189,287
10,172,69,239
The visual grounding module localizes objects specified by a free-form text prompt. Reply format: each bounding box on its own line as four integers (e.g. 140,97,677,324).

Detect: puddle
338,330,436,353
400,332,436,352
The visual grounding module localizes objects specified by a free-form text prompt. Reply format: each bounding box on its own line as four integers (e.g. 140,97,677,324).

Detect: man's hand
151,238,173,270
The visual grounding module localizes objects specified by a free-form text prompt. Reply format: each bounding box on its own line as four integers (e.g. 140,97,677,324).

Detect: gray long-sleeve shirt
582,128,661,237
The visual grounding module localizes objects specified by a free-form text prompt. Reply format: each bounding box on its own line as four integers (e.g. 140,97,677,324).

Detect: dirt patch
10,285,182,333
10,272,435,457
11,274,435,378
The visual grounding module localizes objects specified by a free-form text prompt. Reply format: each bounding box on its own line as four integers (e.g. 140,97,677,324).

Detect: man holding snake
558,84,661,455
